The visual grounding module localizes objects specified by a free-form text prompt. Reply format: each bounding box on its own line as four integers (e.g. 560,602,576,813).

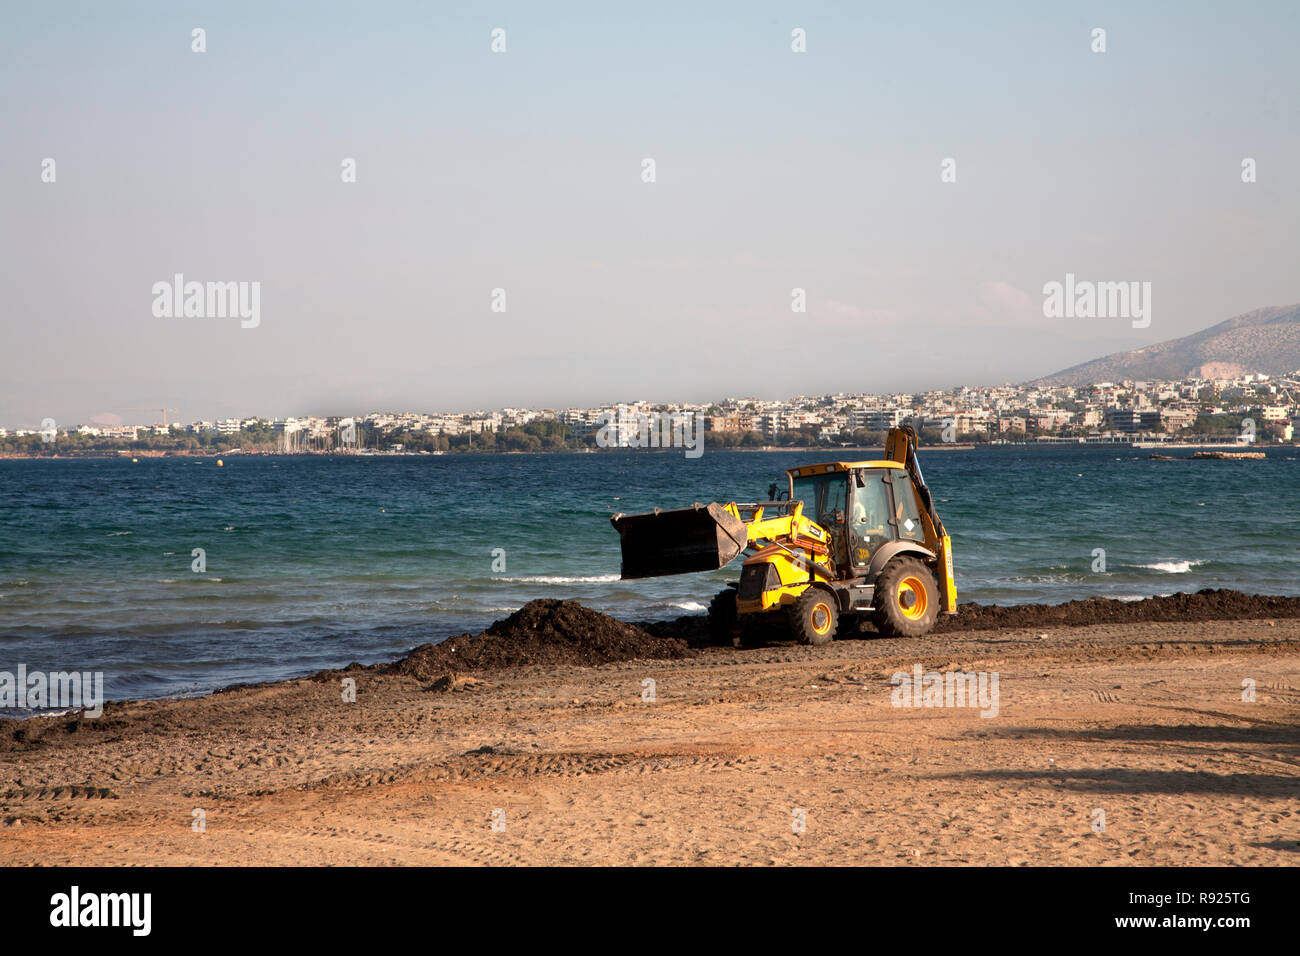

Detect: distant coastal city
5,370,1299,456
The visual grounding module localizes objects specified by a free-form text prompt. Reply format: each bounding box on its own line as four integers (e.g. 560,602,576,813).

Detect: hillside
1035,304,1300,385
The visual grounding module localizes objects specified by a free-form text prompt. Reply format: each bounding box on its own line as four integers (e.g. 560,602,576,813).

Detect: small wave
107,531,132,536
1138,560,1204,574
670,601,707,612
41,709,79,718
498,574,621,584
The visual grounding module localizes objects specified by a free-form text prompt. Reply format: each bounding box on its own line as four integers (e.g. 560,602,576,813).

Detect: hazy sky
2,1,1297,426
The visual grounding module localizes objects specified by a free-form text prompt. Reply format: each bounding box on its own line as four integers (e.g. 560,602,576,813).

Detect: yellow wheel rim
897,576,929,620
810,602,832,634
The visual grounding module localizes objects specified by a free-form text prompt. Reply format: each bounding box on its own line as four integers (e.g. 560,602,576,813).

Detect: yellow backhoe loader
610,425,956,645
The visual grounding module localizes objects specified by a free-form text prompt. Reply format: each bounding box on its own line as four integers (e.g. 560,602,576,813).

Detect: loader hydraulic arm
724,500,834,546
718,501,837,579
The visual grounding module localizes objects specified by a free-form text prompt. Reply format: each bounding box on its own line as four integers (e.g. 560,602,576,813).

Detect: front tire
871,557,939,638
788,588,838,646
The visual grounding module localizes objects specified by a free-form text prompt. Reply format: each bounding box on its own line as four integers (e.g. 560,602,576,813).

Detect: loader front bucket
610,502,749,579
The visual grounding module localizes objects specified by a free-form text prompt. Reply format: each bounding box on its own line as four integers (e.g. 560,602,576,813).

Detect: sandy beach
2,604,1297,866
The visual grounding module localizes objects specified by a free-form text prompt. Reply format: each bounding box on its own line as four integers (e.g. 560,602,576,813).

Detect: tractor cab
787,461,927,573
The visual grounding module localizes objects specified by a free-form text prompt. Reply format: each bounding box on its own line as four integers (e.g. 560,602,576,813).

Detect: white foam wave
1139,560,1204,574
670,601,708,613
499,574,621,584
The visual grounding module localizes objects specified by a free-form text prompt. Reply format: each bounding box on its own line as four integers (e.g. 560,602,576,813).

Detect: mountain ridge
1034,304,1300,385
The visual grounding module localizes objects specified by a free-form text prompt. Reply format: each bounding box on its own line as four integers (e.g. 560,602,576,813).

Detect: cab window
792,473,847,530
849,470,892,566
890,469,926,542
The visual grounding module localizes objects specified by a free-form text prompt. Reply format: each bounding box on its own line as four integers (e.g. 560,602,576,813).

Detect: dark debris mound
389,599,697,679
933,588,1300,632
635,615,713,646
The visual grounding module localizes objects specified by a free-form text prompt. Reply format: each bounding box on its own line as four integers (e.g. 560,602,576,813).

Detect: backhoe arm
886,425,957,613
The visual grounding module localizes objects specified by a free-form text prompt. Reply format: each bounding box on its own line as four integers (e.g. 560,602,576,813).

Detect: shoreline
4,587,1299,716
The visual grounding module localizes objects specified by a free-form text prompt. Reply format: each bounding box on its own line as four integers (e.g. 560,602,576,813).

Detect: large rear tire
708,588,739,646
788,588,838,646
871,557,939,638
